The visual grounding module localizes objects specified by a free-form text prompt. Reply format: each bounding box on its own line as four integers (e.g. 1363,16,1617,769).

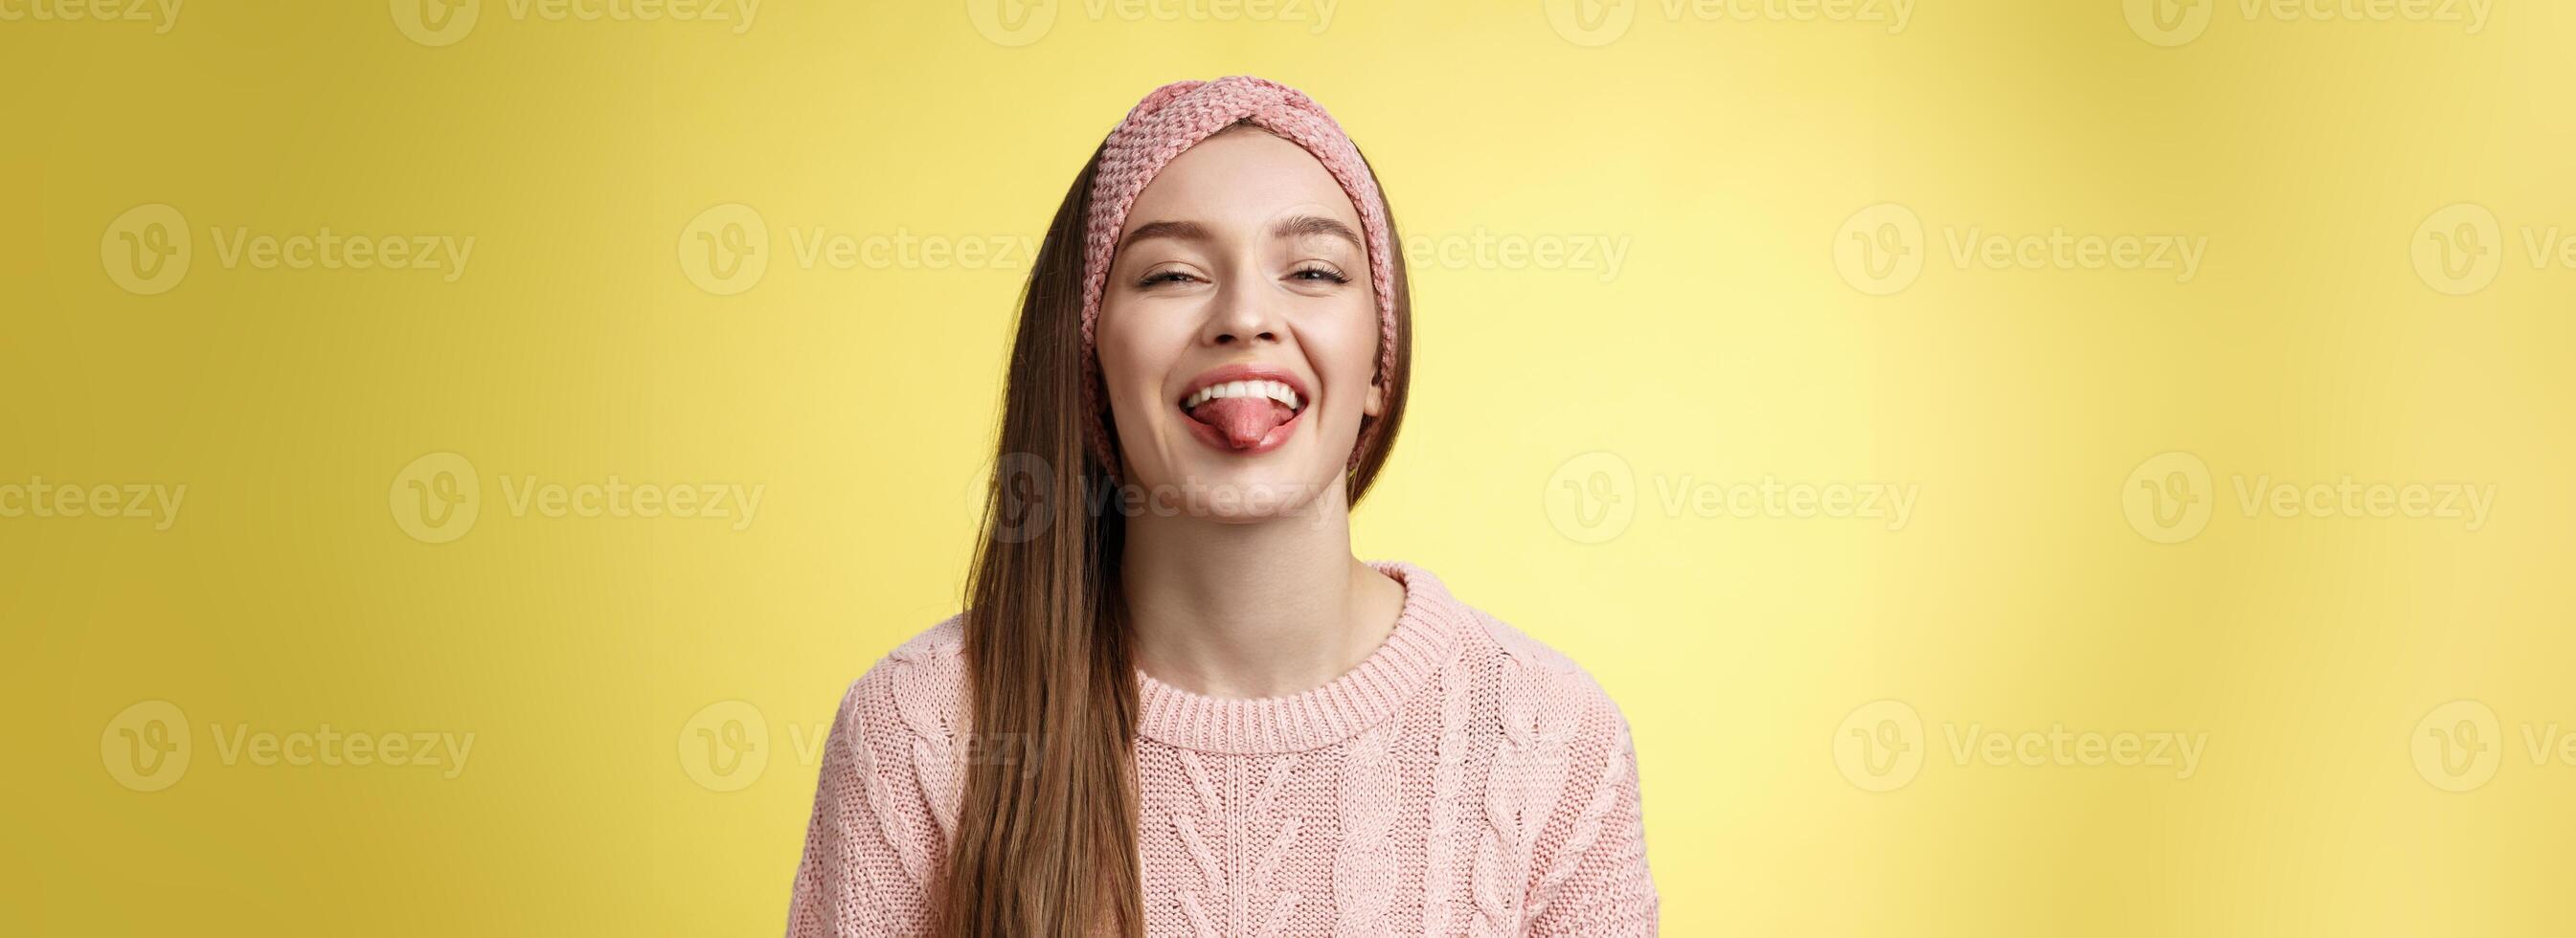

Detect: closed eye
1138,269,1204,287
1288,263,1349,283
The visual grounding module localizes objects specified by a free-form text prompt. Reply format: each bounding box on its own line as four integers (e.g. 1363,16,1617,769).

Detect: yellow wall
9,1,2572,934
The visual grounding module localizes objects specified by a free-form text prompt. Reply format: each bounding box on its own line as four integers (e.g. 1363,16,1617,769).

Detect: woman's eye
1138,270,1200,287
1289,264,1350,283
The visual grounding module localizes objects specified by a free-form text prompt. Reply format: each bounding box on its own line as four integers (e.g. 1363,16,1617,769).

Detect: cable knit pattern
784,560,1658,936
1332,716,1399,936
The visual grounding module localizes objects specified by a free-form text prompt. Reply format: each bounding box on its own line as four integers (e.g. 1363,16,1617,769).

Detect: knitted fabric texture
1075,75,1401,480
784,561,1659,937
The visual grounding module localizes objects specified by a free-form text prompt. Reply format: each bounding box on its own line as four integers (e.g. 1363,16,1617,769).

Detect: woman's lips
1173,363,1312,457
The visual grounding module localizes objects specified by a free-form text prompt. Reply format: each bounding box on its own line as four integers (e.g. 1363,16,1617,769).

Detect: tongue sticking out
1190,397,1297,449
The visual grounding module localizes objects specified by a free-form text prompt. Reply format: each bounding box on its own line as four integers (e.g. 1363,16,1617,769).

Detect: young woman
786,76,1658,938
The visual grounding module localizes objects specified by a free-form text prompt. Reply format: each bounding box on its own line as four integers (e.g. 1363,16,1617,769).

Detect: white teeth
1184,378,1304,412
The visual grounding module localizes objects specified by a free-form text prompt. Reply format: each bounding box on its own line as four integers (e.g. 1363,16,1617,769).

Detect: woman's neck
1119,483,1408,700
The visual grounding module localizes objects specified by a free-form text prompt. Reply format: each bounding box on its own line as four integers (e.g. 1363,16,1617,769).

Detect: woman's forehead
1121,130,1363,234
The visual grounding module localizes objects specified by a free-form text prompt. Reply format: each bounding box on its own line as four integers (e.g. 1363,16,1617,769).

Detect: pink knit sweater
786,560,1658,936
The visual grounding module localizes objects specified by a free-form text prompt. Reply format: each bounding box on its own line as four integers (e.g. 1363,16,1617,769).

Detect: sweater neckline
1133,559,1466,755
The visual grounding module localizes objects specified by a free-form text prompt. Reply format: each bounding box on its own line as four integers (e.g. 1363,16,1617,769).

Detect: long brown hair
941,124,1413,936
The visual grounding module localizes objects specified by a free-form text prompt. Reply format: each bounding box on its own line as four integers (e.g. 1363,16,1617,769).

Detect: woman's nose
1202,273,1283,347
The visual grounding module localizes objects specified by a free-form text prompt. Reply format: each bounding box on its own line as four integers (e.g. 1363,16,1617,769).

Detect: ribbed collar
1133,559,1469,755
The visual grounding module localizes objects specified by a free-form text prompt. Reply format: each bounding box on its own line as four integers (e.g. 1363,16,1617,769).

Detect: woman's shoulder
1441,592,1638,743
833,614,970,744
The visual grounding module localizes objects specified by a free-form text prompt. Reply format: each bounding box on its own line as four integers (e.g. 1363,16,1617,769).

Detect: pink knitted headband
1075,76,1399,480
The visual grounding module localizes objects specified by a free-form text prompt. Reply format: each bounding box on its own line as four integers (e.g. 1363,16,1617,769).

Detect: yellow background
8,0,2573,934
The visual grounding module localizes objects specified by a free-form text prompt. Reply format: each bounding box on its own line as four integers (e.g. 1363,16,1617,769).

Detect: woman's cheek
1096,313,1184,445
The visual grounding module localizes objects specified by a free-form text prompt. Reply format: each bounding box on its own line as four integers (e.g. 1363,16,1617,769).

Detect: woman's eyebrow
1274,214,1362,250
1119,219,1210,250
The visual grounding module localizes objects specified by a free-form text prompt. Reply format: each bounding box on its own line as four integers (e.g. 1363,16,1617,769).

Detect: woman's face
1095,127,1385,521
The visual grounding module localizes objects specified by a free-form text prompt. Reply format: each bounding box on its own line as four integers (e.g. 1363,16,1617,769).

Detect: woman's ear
1364,374,1387,418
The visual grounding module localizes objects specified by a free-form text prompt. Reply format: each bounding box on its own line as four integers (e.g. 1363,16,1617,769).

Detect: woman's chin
1119,460,1336,524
